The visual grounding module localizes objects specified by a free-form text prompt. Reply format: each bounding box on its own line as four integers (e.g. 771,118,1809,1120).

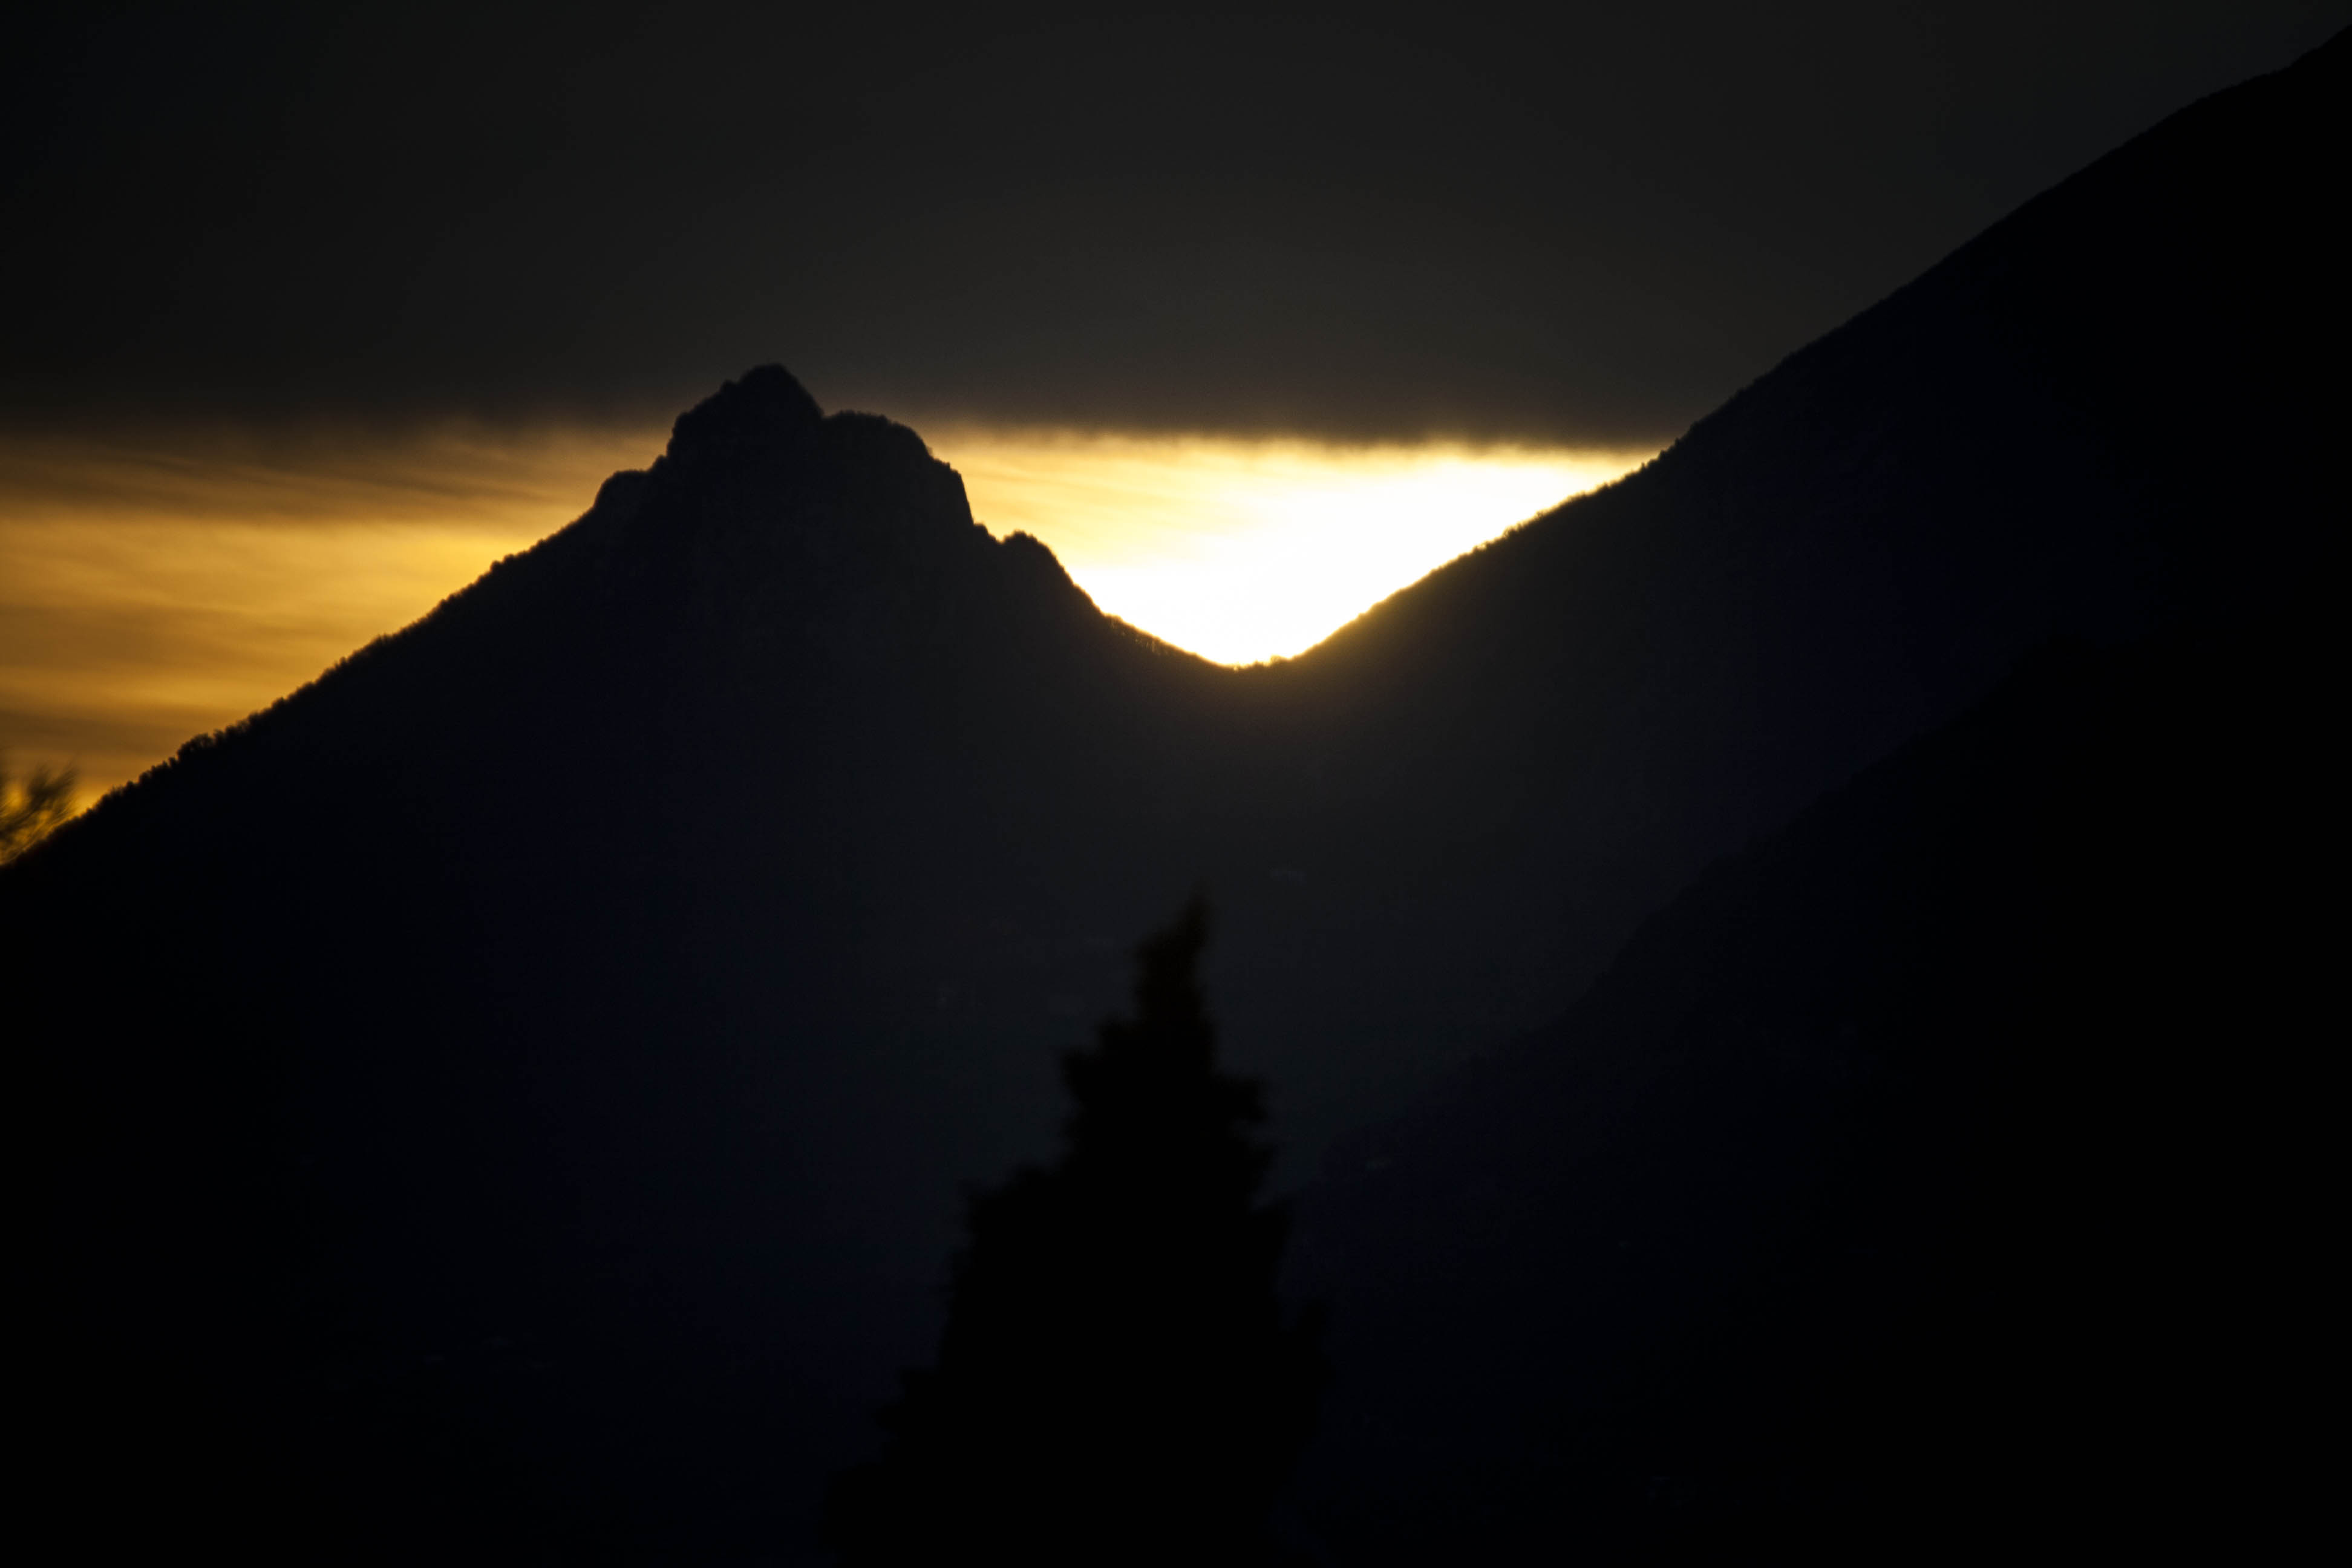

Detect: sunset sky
0,419,1643,796
4,1,2339,800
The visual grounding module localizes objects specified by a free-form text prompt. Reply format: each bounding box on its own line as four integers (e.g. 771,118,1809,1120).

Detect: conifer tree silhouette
825,895,1324,1566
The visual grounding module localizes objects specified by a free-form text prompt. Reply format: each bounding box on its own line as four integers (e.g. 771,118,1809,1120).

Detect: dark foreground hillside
1290,604,2333,1561
7,31,2343,1563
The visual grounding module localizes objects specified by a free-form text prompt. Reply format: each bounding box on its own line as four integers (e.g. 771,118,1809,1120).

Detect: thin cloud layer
1,418,1639,797
7,2,2336,443
0,423,658,797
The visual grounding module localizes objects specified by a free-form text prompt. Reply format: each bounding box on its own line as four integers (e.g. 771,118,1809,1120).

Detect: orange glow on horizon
0,422,645,805
0,421,1653,803
934,430,1645,664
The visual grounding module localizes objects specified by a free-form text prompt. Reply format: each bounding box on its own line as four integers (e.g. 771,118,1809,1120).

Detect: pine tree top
825,893,1324,1566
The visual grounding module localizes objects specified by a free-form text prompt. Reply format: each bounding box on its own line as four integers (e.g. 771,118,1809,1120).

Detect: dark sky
6,1,2341,444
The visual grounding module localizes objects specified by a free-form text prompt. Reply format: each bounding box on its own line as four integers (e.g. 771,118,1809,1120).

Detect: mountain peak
664,363,823,468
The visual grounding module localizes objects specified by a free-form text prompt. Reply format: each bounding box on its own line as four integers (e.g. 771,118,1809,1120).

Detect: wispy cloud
0,422,661,798
1,419,1650,802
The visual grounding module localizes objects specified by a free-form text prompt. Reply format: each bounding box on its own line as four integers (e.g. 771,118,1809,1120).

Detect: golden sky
0,421,1648,807
936,431,1642,664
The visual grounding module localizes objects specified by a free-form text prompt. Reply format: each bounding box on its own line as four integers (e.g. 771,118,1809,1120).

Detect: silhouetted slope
1287,603,2331,1561
1213,29,2344,1121
13,368,1243,1562
6,33,2341,1564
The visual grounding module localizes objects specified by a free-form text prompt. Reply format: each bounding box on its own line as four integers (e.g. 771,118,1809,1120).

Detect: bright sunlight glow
931,433,1651,664
1,422,1655,800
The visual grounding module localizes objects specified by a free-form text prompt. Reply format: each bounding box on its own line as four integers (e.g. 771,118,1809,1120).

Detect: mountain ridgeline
9,31,2342,1564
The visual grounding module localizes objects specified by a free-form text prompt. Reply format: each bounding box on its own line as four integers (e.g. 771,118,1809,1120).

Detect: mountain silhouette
1289,603,2331,1561
7,30,2341,1563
